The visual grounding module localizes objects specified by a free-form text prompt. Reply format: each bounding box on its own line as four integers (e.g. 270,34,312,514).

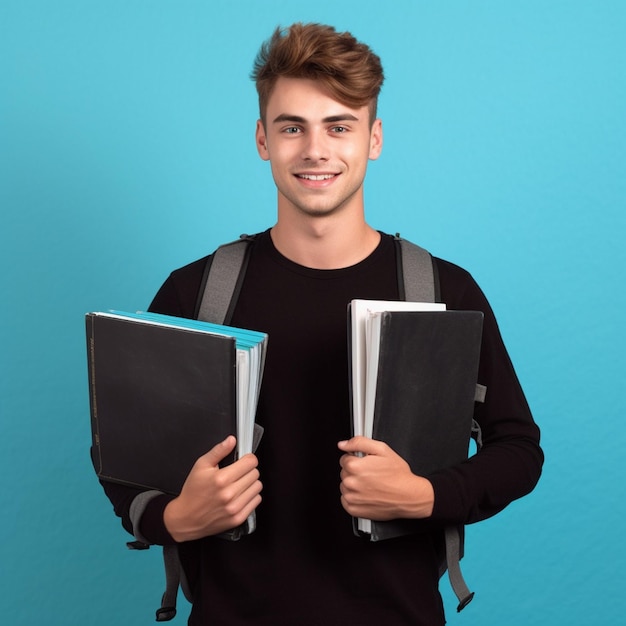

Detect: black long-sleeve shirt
102,230,543,625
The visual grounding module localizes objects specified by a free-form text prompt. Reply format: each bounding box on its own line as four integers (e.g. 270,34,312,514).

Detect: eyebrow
272,113,359,124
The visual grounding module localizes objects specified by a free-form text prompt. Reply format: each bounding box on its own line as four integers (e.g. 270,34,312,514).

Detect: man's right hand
163,435,262,542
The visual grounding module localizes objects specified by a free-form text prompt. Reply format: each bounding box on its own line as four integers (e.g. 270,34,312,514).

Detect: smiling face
256,77,383,220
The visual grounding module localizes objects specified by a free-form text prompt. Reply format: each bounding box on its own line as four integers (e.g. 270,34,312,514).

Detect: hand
338,436,434,521
164,435,262,542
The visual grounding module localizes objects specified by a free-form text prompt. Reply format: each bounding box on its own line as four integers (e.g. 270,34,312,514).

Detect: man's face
256,77,382,219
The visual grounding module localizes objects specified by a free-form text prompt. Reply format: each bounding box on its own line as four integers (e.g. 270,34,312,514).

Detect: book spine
85,315,103,473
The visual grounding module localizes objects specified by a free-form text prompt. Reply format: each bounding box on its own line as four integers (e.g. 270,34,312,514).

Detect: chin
293,197,349,217
298,205,343,218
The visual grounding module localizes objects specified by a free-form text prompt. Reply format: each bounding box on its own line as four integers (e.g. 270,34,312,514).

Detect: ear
368,118,383,161
256,120,270,161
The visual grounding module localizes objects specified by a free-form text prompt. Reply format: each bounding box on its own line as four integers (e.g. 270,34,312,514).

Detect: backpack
127,233,481,620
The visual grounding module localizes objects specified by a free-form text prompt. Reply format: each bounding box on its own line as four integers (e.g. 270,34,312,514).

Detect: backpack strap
444,526,475,611
394,235,440,302
394,234,475,612
156,545,191,622
126,490,186,621
196,234,257,324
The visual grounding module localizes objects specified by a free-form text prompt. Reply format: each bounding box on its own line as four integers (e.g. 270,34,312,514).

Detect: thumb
199,435,237,468
338,436,385,456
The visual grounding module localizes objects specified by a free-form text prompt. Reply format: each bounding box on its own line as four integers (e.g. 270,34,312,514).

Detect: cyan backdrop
2,1,624,624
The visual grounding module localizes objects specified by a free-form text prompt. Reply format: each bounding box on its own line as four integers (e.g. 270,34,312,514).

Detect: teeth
298,174,335,180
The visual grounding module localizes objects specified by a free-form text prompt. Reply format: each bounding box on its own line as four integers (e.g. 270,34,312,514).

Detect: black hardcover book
86,311,267,498
349,305,483,541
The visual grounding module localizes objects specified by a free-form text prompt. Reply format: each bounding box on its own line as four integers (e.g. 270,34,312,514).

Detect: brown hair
251,23,384,125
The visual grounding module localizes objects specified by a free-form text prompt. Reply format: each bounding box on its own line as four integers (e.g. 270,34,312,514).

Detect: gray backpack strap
126,490,182,621
444,526,475,611
155,545,191,622
443,425,484,612
394,236,439,302
395,234,475,611
197,234,256,324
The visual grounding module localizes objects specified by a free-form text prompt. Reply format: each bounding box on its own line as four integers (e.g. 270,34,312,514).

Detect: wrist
163,497,193,542
402,475,434,519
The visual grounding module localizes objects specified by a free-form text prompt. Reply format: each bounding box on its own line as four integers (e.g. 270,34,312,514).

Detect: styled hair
251,23,384,125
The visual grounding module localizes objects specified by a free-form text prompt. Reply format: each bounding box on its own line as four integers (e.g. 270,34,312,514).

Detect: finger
197,435,238,469
231,492,263,527
231,474,263,508
223,476,263,524
218,452,259,484
338,436,387,456
227,463,262,499
340,494,361,516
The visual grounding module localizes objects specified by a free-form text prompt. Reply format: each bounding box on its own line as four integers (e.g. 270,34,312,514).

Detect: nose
301,129,329,161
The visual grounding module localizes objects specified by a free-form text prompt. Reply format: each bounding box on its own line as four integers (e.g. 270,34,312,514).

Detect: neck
270,214,381,269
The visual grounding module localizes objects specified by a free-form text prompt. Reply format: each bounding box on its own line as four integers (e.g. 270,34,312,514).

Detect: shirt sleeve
427,258,544,524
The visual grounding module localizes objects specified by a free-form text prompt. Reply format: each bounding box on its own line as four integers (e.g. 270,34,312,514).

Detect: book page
351,300,446,438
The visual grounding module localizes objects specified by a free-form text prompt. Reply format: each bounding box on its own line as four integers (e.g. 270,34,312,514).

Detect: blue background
2,1,624,624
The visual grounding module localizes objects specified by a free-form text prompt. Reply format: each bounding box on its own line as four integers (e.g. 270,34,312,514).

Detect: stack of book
86,310,268,497
349,300,483,540
86,302,483,541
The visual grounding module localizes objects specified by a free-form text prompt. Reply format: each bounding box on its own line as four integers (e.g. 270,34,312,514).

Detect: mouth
296,173,338,181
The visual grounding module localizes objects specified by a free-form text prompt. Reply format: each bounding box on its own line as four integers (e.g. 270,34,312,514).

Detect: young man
101,23,543,625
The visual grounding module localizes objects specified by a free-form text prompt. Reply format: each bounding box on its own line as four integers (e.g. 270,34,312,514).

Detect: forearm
429,430,543,525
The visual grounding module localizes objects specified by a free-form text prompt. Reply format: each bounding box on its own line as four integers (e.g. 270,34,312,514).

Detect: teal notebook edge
100,310,268,350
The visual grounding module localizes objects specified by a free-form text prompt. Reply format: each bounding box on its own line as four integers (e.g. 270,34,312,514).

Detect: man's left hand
338,436,434,520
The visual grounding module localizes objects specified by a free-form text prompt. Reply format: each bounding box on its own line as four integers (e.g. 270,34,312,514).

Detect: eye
331,126,348,133
283,126,301,134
